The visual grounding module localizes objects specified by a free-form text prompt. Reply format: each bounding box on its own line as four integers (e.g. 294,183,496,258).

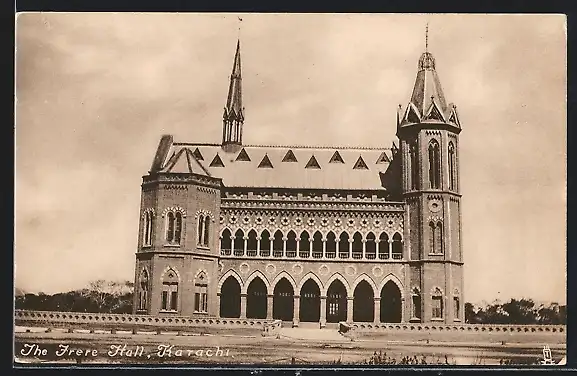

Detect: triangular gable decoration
192,148,204,161
405,105,421,124
235,148,251,162
376,151,390,164
329,151,345,164
425,101,445,122
258,154,274,168
282,149,298,162
305,155,321,169
353,156,369,170
209,154,225,168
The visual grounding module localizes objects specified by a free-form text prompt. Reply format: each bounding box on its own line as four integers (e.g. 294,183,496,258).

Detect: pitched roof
155,142,395,190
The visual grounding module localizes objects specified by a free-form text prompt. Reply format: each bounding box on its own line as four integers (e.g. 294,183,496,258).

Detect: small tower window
411,287,421,320
448,142,456,191
161,269,179,312
431,288,443,319
428,139,441,189
138,269,149,311
143,210,154,247
453,294,461,321
429,221,443,254
194,272,208,313
410,142,419,190
329,151,345,164
203,216,210,246
258,154,274,168
282,149,298,162
165,209,184,245
197,215,204,245
353,156,369,170
305,155,321,169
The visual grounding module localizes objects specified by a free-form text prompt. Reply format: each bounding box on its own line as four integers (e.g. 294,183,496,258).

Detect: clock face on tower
428,199,442,213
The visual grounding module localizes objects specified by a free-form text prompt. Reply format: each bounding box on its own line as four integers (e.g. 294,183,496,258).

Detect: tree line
15,281,566,325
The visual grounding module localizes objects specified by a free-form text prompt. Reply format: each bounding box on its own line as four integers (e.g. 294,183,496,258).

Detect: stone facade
133,39,464,325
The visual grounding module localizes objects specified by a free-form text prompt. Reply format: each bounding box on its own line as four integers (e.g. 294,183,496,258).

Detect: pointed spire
222,39,245,153
399,24,458,128
225,39,243,118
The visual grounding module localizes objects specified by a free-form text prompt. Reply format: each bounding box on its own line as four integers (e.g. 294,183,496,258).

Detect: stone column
240,293,247,319
293,295,300,327
322,238,327,259
309,239,313,258
347,297,354,323
375,240,380,259
401,297,405,323
266,294,274,320
282,237,287,257
320,296,327,328
216,293,221,318
362,240,366,259
243,237,248,256
348,240,353,259
373,297,381,324
388,239,393,259
296,238,300,256
256,237,261,255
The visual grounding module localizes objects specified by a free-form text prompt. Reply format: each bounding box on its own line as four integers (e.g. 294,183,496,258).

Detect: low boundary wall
14,310,281,337
344,322,566,334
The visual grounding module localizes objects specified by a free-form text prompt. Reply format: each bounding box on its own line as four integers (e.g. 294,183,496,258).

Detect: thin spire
225,39,243,116
425,22,429,53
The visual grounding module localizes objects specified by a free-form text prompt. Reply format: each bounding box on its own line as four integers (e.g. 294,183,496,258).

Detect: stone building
133,37,464,326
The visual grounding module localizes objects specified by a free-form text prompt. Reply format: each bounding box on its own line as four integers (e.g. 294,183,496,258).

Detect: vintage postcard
14,13,567,366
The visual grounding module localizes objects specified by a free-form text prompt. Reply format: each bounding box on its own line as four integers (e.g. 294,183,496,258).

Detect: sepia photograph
14,12,567,366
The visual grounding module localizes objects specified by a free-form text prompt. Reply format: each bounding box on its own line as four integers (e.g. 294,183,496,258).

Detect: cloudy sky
15,13,566,304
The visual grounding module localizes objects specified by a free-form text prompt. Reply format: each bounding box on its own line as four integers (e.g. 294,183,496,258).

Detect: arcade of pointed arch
218,210,404,241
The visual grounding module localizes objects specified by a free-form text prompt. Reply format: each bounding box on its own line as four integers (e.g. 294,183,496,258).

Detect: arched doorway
273,278,294,321
299,279,320,322
247,278,267,319
326,280,347,323
220,276,241,318
353,281,374,322
380,281,402,323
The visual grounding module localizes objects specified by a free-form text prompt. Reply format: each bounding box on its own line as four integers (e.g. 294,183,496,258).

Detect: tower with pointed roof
222,40,244,153
397,28,464,323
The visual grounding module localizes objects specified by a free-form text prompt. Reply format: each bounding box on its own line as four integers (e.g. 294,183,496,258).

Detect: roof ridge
243,144,392,151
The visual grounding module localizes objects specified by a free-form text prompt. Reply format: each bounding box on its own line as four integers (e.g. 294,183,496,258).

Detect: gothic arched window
435,222,443,254
453,289,461,321
233,229,245,256
428,139,441,189
143,211,153,246
411,287,421,320
410,141,419,190
174,212,182,244
221,229,232,255
448,142,456,191
198,215,204,245
138,269,149,311
392,233,403,259
203,216,210,246
166,212,175,242
431,287,444,319
161,269,179,312
194,271,208,313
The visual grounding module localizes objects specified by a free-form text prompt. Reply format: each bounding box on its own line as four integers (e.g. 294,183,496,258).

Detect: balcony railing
219,248,404,261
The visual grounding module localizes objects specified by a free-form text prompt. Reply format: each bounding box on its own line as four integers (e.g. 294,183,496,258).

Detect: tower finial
425,22,429,53
237,16,243,40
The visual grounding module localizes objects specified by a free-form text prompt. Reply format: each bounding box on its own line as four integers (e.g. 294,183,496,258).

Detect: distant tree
465,303,480,324
501,299,537,324
80,280,134,313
